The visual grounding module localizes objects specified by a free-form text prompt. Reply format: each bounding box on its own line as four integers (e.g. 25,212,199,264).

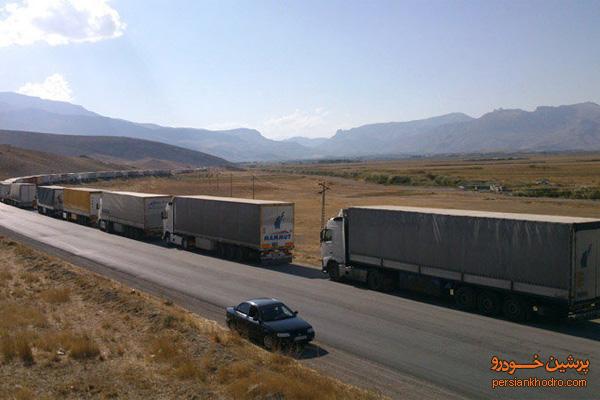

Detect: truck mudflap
568,300,600,320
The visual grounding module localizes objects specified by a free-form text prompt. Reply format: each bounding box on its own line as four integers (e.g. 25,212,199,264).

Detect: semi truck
98,191,171,238
63,187,102,225
163,195,294,263
37,186,64,217
320,206,600,320
0,182,10,201
6,183,36,208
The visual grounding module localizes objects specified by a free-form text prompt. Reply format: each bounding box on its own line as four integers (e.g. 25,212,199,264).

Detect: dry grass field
0,238,381,400
87,153,600,266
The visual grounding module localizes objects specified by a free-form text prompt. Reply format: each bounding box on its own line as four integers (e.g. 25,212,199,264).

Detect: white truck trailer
6,183,36,208
163,195,294,263
99,191,171,238
321,206,600,320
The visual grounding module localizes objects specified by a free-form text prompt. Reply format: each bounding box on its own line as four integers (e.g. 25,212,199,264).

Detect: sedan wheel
263,334,276,350
226,318,235,331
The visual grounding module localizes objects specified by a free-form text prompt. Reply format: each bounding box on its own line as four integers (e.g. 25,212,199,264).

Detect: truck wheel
477,291,501,315
163,232,171,246
327,261,341,281
216,243,224,258
233,246,243,261
502,296,531,321
455,286,476,310
367,270,385,291
223,244,233,260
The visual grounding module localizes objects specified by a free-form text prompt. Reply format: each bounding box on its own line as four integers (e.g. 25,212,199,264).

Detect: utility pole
318,181,331,229
230,173,233,197
252,175,255,199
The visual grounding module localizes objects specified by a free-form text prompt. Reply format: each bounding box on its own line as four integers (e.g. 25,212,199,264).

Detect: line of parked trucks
1,169,599,321
0,170,295,264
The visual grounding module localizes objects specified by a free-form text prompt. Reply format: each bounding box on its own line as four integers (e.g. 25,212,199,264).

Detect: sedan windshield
260,303,295,322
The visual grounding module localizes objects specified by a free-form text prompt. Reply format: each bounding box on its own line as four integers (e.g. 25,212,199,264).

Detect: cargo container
37,186,65,217
163,195,294,263
99,191,171,237
321,206,600,320
0,181,10,201
63,187,102,225
6,183,36,208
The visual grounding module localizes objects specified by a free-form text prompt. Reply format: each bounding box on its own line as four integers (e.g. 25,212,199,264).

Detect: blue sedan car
226,298,315,350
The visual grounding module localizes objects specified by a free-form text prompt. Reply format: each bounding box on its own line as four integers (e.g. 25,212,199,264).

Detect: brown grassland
0,238,381,400
87,152,600,266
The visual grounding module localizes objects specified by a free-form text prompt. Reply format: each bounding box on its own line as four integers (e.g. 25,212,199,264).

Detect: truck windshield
320,229,333,242
260,303,295,322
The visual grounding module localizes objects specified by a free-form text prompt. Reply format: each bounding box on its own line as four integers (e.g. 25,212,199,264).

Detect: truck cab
320,212,346,280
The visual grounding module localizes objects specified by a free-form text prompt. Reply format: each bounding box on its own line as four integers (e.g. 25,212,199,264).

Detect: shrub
388,175,412,185
68,335,100,360
15,336,33,366
1,335,16,363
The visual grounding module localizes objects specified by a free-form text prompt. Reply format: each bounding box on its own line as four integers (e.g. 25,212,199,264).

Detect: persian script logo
491,354,589,376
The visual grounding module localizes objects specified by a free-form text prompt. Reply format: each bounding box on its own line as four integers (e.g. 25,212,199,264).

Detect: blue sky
0,0,599,139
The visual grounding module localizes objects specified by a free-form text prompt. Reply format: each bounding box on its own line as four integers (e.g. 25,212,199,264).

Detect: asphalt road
1,203,599,399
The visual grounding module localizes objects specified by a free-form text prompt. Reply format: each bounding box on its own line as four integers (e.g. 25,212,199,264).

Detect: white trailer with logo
163,195,294,263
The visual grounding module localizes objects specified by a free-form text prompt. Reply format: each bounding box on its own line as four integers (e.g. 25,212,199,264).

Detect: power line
318,181,331,229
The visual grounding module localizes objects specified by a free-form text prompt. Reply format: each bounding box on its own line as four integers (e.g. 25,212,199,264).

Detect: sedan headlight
307,328,314,334
277,332,291,338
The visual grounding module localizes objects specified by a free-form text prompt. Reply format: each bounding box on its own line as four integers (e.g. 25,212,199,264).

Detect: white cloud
0,0,125,47
17,73,73,101
263,108,331,139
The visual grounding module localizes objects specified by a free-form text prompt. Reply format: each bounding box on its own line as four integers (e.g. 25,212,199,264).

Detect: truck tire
502,296,531,321
327,261,341,281
216,243,224,258
477,290,501,315
233,246,243,261
455,286,476,310
163,232,171,246
368,270,385,291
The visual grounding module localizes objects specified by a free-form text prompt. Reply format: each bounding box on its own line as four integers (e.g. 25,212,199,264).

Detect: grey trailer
37,186,65,217
0,181,10,201
7,183,36,208
321,206,600,320
163,195,294,263
99,191,171,237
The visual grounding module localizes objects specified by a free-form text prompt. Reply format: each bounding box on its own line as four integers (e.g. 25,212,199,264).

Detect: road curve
1,203,599,399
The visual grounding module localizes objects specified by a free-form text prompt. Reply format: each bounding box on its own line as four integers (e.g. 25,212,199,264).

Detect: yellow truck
63,187,103,225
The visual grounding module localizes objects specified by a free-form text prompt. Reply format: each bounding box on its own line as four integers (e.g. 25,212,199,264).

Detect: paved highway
1,203,599,399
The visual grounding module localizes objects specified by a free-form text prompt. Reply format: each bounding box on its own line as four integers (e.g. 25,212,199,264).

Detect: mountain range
1,92,600,162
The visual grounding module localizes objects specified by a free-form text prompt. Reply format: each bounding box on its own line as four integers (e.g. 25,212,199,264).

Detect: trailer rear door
574,228,600,301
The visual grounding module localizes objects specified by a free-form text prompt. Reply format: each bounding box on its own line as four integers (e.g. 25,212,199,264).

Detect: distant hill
0,92,312,162
416,102,600,154
0,144,127,180
1,92,600,161
323,113,474,156
0,129,230,169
